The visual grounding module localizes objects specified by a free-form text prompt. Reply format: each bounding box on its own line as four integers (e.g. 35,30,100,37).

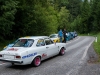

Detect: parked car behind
70,32,75,39
0,36,66,67
49,34,60,43
66,32,71,41
49,34,64,43
74,31,78,37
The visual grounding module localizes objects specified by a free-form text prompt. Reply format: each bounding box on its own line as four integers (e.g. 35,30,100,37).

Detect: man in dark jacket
63,28,67,43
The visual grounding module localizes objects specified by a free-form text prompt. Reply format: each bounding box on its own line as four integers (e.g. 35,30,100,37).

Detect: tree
67,0,82,22
13,0,59,37
32,3,58,35
90,0,100,32
0,0,18,40
58,7,69,30
80,0,91,33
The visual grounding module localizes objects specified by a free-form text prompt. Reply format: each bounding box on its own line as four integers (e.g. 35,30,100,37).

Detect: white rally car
0,36,66,67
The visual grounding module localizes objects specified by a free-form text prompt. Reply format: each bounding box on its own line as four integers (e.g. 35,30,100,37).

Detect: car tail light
0,55,2,57
16,56,21,59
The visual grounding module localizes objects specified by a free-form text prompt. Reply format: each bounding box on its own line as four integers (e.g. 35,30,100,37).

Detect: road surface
0,36,99,75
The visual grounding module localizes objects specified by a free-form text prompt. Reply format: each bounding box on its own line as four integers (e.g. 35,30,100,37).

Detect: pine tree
0,0,18,40
80,0,91,33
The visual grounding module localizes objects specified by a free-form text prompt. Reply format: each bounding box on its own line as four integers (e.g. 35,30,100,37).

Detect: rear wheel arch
31,55,41,67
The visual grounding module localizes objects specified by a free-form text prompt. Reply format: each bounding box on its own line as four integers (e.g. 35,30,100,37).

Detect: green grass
68,33,100,62
93,33,100,62
80,32,100,61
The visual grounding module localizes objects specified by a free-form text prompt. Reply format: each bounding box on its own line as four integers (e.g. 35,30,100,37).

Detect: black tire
59,48,65,55
31,56,41,67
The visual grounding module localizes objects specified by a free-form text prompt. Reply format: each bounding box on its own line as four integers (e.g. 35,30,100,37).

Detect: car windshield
49,34,58,38
13,39,34,47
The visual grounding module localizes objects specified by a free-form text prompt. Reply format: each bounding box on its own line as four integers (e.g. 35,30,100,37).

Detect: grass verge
93,33,100,62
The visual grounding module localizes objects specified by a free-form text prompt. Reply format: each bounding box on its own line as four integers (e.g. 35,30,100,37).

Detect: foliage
58,6,69,30
12,0,59,37
80,0,91,33
70,16,82,32
0,0,100,41
74,0,100,34
67,0,81,22
0,0,18,40
90,0,100,32
93,33,100,60
32,4,58,35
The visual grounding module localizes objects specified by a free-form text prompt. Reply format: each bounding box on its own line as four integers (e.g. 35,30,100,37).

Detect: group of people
58,28,67,43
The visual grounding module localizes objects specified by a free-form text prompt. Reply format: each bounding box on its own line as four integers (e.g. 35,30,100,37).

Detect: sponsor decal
22,52,37,59
42,53,47,57
8,48,18,51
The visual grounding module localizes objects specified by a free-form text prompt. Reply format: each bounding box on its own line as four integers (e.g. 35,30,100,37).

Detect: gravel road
78,44,100,75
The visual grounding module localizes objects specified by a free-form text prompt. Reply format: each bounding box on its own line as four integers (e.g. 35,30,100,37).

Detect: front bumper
0,59,23,64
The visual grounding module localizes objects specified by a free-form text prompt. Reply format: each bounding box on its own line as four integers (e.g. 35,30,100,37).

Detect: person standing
58,29,63,43
63,28,67,43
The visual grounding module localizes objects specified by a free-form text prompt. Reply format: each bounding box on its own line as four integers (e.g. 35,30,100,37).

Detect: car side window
24,39,34,47
13,39,34,47
45,38,54,45
36,39,45,47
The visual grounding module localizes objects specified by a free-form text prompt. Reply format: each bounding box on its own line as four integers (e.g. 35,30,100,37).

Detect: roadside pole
95,36,97,42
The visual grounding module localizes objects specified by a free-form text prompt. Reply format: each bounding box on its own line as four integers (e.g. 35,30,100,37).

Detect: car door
36,39,48,60
44,38,59,57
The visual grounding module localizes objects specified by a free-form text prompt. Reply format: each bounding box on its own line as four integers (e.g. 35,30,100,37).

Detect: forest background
0,0,100,41
1,0,100,61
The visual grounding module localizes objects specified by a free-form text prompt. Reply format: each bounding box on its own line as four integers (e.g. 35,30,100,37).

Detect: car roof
19,36,49,40
50,34,58,35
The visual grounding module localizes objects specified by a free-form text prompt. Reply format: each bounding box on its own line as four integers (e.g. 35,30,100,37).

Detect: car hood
0,47,29,55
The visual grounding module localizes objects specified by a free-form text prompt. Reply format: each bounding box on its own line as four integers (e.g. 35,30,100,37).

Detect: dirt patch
87,44,99,63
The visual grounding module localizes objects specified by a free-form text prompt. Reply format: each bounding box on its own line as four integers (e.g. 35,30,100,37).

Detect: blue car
66,32,71,41
74,31,78,37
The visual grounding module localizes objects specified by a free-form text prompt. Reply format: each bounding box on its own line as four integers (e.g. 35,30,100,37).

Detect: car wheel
59,48,65,55
31,56,41,67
